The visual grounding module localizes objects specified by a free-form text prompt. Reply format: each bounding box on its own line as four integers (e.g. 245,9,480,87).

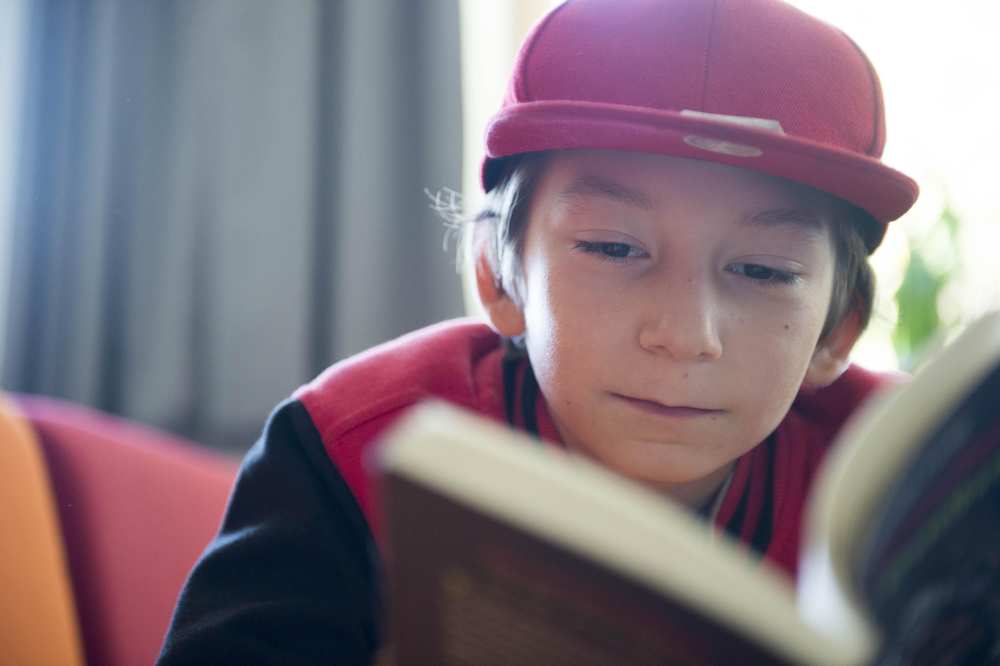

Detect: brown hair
470,153,876,344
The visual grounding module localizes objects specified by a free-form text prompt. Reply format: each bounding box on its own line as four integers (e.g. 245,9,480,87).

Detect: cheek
728,289,830,386
520,262,621,405
522,245,593,347
758,326,817,388
744,314,828,423
520,258,568,392
522,279,592,388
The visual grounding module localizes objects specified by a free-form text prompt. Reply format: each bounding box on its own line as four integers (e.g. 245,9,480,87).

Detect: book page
859,363,1000,665
799,312,1000,664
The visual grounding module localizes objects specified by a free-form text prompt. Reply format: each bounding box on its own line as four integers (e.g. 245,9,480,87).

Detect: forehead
533,150,834,236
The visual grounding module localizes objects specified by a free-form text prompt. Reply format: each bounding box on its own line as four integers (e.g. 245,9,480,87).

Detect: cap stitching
841,31,884,156
518,0,572,103
700,0,720,110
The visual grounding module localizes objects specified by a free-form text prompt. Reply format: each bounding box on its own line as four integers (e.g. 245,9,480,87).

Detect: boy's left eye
727,263,799,285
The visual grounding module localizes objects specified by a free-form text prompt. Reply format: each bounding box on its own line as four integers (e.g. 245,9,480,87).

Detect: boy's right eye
573,240,647,262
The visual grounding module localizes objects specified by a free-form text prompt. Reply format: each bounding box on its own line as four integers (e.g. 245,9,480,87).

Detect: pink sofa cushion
15,395,239,666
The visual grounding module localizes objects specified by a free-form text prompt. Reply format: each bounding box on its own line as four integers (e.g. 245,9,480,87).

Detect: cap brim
483,101,918,246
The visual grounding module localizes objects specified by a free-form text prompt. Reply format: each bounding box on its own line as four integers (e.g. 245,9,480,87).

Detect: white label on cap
680,109,785,134
683,135,763,157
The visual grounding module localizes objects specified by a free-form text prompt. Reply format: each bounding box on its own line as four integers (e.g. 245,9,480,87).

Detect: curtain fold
4,0,464,451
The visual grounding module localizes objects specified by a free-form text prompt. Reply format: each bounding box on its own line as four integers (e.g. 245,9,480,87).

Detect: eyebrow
745,208,827,236
557,174,655,211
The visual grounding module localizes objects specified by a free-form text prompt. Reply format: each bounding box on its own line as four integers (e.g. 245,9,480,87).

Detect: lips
612,393,723,418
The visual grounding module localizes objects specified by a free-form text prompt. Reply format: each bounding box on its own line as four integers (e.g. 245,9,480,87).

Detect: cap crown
508,0,884,157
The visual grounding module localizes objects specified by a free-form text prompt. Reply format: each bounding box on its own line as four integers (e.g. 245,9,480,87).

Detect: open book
375,313,1000,666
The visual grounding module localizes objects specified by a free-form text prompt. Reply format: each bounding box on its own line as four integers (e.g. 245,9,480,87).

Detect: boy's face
508,150,842,505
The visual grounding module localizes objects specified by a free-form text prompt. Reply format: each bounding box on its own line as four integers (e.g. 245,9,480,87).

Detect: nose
637,277,723,361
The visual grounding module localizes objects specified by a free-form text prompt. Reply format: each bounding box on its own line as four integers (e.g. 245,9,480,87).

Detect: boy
158,0,918,663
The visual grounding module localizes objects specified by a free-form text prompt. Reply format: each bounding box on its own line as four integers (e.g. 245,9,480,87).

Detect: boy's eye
728,263,799,285
574,240,647,262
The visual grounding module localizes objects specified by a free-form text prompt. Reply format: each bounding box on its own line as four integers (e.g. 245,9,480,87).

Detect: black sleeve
156,399,382,666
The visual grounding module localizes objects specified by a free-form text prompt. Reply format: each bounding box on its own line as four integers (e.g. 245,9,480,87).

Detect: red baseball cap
482,0,918,250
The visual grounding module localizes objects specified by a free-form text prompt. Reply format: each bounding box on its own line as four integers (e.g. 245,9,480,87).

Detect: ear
803,307,863,389
474,249,526,338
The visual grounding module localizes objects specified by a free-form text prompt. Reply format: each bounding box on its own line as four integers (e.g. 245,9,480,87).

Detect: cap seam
517,0,571,103
700,0,720,110
841,31,884,156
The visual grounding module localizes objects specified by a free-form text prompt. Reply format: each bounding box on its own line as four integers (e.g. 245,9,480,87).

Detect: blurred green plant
892,206,961,370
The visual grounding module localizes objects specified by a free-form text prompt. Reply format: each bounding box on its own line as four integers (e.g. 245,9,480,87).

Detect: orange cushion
0,396,84,666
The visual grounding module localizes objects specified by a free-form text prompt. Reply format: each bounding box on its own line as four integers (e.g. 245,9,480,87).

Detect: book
374,312,1000,666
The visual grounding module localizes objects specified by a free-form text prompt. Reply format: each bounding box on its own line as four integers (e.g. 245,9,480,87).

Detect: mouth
611,393,723,419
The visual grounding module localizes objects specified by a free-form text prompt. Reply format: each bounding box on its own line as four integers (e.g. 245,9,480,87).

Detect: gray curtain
4,0,464,452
